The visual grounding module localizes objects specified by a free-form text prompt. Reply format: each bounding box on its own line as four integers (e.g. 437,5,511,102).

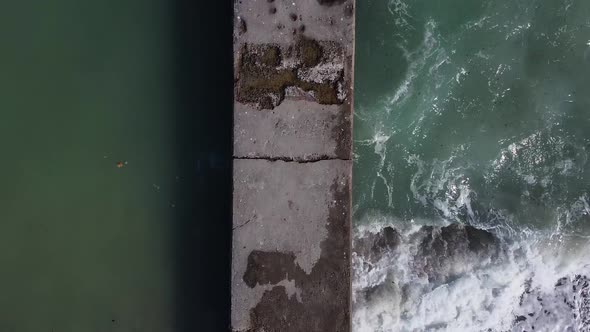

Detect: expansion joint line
233,155,351,164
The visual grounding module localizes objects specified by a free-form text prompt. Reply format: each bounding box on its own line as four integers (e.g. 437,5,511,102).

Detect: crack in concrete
233,219,253,231
233,155,350,163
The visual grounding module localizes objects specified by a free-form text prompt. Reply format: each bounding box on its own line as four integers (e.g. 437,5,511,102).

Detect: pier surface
232,0,355,331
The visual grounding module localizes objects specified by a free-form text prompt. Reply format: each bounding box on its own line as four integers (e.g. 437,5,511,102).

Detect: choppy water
353,0,590,331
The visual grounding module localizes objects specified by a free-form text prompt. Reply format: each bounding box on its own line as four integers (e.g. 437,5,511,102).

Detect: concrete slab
234,100,349,161
233,0,354,160
233,0,354,55
232,159,350,331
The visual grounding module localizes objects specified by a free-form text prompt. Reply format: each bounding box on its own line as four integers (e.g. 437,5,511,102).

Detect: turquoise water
354,0,590,234
0,2,177,330
353,0,590,330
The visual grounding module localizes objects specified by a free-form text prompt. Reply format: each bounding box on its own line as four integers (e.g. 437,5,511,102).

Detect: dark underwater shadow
171,0,233,331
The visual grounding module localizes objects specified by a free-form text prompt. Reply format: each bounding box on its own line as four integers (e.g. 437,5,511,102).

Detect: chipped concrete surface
233,0,354,160
233,0,354,51
236,39,346,109
234,100,349,161
233,160,340,275
232,0,354,330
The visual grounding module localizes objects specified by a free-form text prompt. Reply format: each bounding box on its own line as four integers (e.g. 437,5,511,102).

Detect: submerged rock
415,224,501,284
354,223,501,284
353,223,590,331
353,226,401,261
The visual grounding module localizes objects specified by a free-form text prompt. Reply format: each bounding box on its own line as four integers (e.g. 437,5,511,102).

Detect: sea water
353,0,590,330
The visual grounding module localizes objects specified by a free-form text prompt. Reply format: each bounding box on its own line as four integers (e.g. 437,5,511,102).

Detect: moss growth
296,37,323,67
237,40,343,109
239,67,297,105
261,46,281,67
242,44,282,68
298,81,340,105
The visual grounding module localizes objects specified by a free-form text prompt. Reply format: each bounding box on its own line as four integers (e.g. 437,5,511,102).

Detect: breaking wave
352,218,590,332
353,0,590,330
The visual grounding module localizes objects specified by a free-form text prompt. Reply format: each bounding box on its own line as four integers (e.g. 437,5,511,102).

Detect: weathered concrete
234,100,350,161
232,0,355,331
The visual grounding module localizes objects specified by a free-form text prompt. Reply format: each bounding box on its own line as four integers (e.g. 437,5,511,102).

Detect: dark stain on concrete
317,0,347,6
331,52,354,159
242,180,350,331
237,18,247,35
243,251,302,287
331,105,352,160
247,286,307,331
236,37,345,109
344,3,354,18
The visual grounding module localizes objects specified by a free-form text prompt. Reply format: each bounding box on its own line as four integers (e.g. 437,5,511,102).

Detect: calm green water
353,0,590,330
0,2,177,330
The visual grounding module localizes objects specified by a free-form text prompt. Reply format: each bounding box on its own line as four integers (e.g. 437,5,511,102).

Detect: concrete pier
232,0,355,331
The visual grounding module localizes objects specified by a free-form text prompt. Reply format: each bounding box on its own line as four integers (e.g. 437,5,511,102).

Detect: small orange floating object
116,161,124,168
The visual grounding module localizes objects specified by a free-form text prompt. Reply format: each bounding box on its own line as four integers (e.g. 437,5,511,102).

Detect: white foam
387,20,440,111
352,219,590,332
353,3,590,330
387,0,414,32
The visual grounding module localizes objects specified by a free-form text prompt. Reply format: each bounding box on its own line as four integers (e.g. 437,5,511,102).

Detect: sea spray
354,0,590,330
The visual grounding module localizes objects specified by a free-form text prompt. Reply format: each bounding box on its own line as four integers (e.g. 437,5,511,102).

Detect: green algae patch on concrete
297,37,323,67
236,37,345,110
